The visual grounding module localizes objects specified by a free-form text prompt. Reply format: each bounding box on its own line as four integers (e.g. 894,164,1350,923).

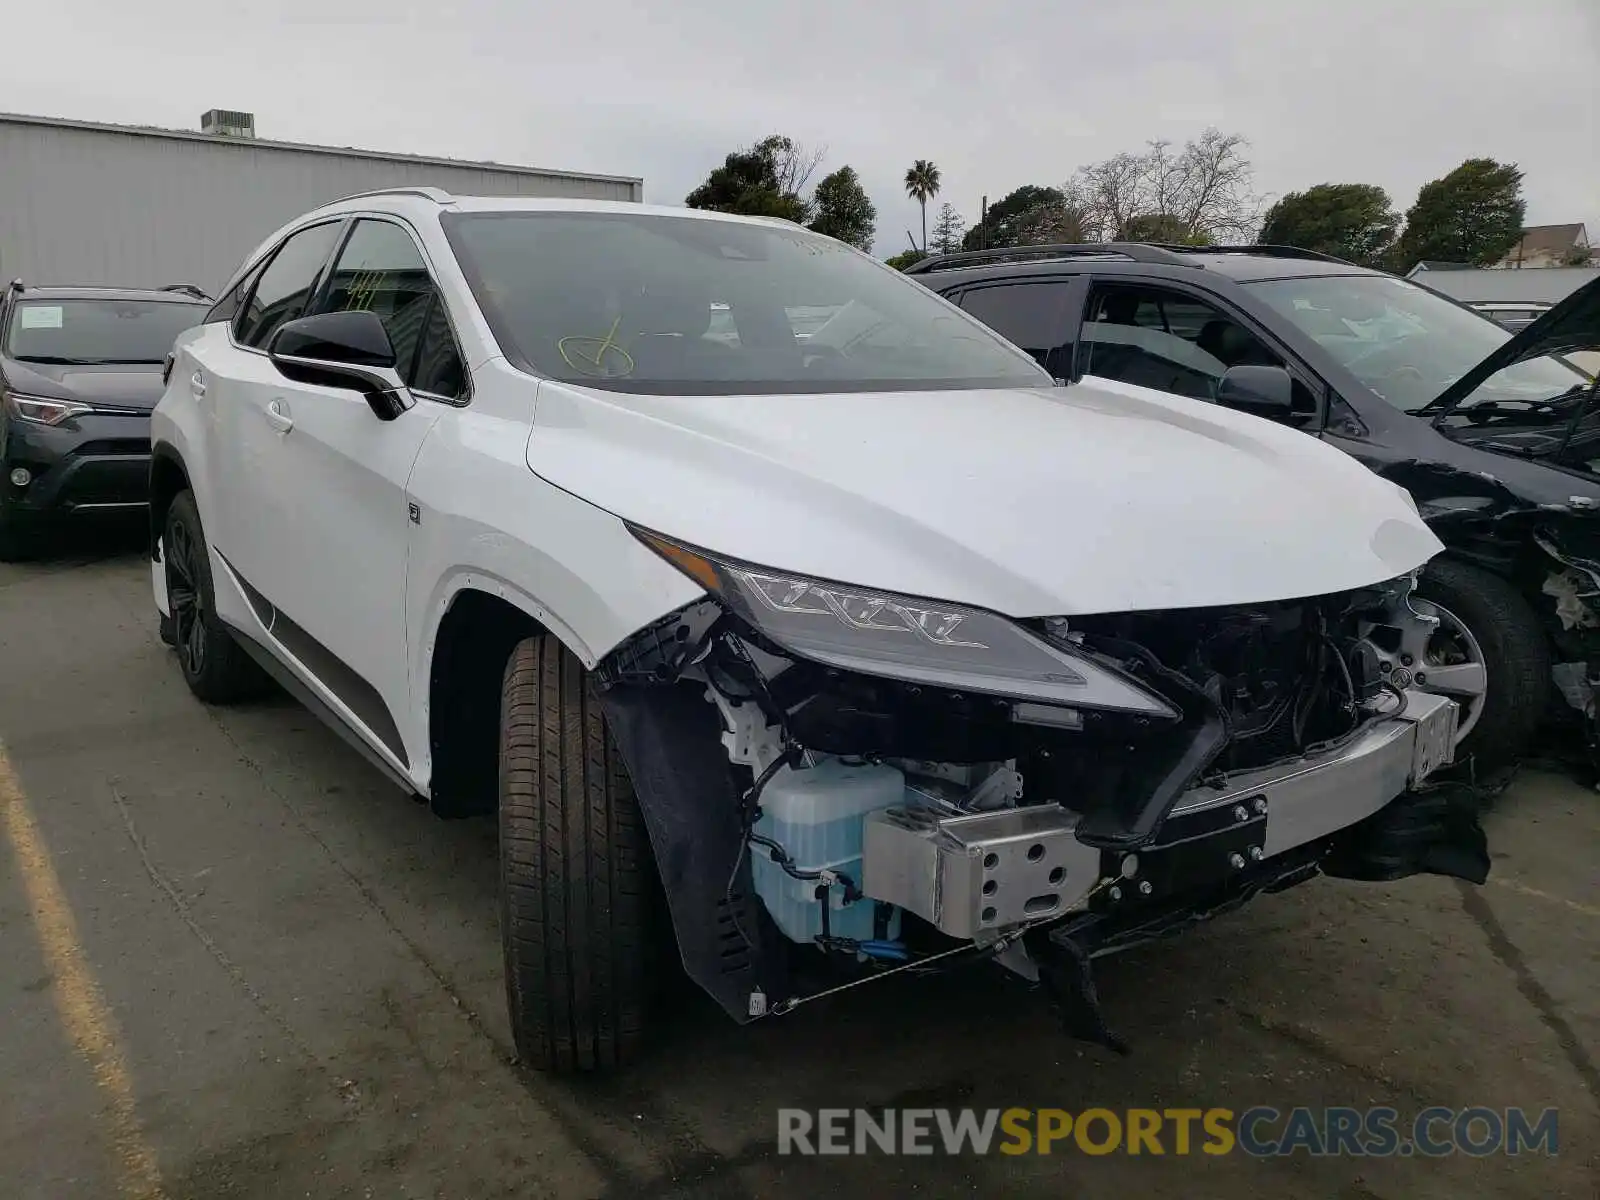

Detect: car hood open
523,375,1443,617
1423,275,1600,418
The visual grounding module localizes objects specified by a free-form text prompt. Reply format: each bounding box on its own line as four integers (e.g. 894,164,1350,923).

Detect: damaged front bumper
861,690,1460,941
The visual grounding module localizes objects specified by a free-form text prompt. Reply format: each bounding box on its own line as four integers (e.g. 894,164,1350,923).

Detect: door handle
190,370,207,399
265,398,294,435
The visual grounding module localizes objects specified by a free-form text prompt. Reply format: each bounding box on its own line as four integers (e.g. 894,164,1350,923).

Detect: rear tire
1415,558,1549,766
163,490,267,704
498,636,656,1072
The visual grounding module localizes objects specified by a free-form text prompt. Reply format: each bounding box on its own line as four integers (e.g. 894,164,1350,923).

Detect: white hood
524,375,1443,617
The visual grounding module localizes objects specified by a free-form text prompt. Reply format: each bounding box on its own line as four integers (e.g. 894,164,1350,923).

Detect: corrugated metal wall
0,118,642,294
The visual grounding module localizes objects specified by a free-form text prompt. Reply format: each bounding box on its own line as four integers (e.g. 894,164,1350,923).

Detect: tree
884,249,927,271
1562,244,1593,267
1072,129,1261,243
1391,158,1525,270
808,166,877,250
685,134,822,223
930,202,966,255
961,185,1072,250
904,159,941,251
1257,183,1399,266
1016,192,1090,245
1118,213,1212,246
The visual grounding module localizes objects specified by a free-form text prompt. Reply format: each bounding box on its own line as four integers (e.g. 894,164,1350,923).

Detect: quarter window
956,282,1076,376
234,222,343,349
205,257,268,327
318,219,465,399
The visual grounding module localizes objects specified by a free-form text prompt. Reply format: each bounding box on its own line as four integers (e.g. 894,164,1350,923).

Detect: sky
7,0,1598,257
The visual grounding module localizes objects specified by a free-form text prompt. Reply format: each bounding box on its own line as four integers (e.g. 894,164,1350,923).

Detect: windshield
4,298,206,364
441,211,1051,395
1246,275,1589,412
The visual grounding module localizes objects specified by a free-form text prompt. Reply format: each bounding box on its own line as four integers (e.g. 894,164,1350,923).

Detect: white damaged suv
149,190,1483,1071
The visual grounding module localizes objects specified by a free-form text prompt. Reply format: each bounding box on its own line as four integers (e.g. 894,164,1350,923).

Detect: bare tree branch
1067,128,1263,244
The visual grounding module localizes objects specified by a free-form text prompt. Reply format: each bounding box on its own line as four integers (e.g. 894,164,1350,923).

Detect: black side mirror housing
267,310,414,421
1216,364,1295,419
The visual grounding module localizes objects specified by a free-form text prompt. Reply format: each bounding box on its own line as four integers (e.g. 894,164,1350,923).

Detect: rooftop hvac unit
201,109,256,138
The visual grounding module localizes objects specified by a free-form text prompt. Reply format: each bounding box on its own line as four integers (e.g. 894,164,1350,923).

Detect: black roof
905,242,1383,284
5,282,211,303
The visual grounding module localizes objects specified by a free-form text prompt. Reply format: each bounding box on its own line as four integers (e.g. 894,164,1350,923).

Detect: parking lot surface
2,537,1597,1199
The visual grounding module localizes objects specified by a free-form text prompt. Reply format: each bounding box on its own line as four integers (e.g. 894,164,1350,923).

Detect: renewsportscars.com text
776,1106,1559,1157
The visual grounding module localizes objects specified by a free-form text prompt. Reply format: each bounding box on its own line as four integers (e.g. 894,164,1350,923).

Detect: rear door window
956,281,1076,377
234,222,344,349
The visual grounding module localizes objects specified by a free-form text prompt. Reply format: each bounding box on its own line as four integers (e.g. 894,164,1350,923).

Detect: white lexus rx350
149,189,1477,1071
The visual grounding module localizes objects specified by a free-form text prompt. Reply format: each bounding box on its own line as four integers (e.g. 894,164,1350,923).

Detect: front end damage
1399,465,1600,763
1535,523,1600,742
595,541,1485,1050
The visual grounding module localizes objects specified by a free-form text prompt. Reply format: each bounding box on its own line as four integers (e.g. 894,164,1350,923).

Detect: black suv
1,281,210,559
908,243,1600,765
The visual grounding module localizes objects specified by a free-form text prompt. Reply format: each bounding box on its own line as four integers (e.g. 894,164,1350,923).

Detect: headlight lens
4,392,93,426
634,529,1176,717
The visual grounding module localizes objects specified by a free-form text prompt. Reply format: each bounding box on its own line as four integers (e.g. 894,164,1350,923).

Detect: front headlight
4,391,93,426
633,529,1176,718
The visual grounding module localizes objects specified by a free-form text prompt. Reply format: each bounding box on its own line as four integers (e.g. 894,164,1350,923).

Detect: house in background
1495,222,1592,268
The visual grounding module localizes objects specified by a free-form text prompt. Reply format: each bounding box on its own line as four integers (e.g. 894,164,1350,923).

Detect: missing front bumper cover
862,691,1458,941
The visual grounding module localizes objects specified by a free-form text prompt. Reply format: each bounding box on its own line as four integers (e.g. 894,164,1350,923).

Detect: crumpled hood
524,375,1444,617
2,359,165,411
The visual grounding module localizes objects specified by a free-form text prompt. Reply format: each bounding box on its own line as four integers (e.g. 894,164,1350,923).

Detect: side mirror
267,310,415,421
1216,364,1295,419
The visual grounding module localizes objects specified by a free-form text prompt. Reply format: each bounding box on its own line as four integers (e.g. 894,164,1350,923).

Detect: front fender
405,404,704,771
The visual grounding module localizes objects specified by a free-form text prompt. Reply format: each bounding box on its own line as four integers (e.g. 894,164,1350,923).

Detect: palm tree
904,160,942,252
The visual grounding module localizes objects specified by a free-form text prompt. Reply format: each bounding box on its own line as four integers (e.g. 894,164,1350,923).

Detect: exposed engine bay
596,566,1479,1045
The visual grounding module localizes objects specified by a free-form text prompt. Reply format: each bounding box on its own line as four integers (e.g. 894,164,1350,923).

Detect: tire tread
499,636,651,1072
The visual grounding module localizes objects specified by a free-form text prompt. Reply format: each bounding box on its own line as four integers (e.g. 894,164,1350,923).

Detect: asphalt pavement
1,532,1596,1199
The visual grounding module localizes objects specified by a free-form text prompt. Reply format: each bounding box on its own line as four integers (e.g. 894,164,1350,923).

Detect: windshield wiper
1453,385,1594,423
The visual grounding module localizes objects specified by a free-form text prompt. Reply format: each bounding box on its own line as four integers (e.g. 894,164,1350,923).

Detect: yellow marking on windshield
558,315,636,377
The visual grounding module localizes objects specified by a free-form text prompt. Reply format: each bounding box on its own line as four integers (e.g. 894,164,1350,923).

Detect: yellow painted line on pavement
0,743,166,1200
1490,875,1600,920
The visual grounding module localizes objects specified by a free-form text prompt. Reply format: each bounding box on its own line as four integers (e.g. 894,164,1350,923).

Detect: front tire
1415,558,1549,766
498,636,656,1072
163,490,266,703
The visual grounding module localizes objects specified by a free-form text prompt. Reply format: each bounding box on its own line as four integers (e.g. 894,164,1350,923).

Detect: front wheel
1413,558,1549,766
498,636,658,1072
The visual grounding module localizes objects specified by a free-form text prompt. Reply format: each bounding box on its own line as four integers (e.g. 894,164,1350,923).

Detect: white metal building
0,110,643,295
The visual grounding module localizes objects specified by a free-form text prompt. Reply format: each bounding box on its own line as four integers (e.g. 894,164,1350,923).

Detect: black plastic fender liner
1322,780,1490,886
600,683,791,1023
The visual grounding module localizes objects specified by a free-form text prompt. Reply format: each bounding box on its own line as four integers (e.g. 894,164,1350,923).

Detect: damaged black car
909,248,1600,765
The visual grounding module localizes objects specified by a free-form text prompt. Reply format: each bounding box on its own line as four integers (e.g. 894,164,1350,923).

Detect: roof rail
5,278,22,294
903,242,1197,275
327,185,456,207
1155,243,1357,266
159,283,212,300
